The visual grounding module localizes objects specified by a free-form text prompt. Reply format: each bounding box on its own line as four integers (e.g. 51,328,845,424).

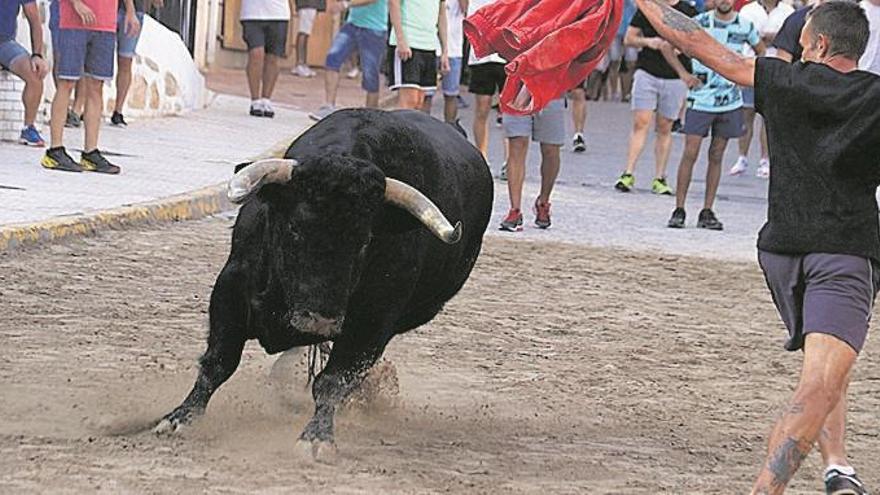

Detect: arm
624,26,663,49
22,2,48,78
753,39,767,57
70,0,97,25
659,42,701,88
458,0,467,14
389,0,411,59
438,0,450,73
122,0,141,36
632,0,756,86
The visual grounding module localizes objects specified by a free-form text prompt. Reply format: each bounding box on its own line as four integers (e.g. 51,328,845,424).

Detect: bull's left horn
384,178,462,244
227,158,298,203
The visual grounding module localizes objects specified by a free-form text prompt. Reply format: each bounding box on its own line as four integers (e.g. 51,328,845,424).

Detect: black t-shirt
630,1,698,79
772,5,810,62
754,57,880,261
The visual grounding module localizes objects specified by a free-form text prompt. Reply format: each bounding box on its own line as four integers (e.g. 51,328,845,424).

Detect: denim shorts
56,29,117,81
440,56,462,96
0,40,29,70
325,22,386,93
117,10,145,58
502,98,566,145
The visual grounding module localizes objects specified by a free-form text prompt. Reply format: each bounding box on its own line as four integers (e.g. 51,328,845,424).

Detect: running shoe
293,64,315,78
756,159,770,179
672,118,684,134
729,156,748,176
667,207,686,228
697,208,723,231
534,198,551,229
499,208,523,232
41,146,83,172
249,101,264,117
652,177,673,195
262,100,275,118
499,162,508,181
346,67,360,79
825,468,868,495
19,125,45,147
110,111,128,127
65,110,82,128
457,95,470,109
80,149,121,174
572,133,586,153
309,104,336,121
615,172,635,192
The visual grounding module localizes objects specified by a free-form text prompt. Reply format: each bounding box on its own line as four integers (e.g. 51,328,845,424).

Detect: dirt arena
2,216,879,494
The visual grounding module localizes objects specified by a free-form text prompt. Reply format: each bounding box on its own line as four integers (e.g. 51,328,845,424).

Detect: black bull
154,109,494,455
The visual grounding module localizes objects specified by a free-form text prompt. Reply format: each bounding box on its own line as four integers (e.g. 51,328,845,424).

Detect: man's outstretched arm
633,0,757,87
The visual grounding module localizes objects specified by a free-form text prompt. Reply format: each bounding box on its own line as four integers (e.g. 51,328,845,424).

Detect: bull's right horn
384,178,462,244
227,158,298,203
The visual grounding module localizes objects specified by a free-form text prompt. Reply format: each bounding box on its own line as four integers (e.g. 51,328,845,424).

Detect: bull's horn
227,158,297,203
384,178,462,244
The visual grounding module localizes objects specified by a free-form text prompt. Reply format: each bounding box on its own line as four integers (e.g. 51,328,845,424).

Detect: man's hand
72,0,96,25
330,0,349,13
152,0,164,8
31,55,49,79
681,73,702,89
440,54,450,74
125,12,141,36
396,41,412,61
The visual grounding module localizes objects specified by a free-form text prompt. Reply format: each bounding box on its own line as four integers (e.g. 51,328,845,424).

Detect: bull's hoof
153,408,198,436
294,439,338,464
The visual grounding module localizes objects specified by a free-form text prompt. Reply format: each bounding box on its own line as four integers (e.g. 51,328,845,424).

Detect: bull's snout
289,311,344,337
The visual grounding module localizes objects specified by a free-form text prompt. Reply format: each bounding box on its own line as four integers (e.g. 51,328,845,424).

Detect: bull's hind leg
296,331,390,461
155,274,246,434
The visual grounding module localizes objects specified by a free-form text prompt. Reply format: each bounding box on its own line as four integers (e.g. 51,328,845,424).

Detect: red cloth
464,0,622,115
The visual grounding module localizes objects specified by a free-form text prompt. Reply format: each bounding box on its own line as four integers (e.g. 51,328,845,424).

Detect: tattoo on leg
767,437,810,487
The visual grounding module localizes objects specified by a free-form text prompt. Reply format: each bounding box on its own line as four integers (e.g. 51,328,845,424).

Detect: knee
248,49,265,63
632,116,651,132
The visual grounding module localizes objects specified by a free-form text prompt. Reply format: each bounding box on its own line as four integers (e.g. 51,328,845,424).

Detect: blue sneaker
19,125,45,147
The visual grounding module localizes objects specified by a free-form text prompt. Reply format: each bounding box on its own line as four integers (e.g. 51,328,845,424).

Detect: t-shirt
630,1,698,79
468,0,505,64
617,0,637,38
860,0,880,75
347,0,387,32
445,0,464,58
739,0,793,56
688,12,759,112
754,57,880,261
389,0,441,51
1,0,34,42
771,4,808,61
117,0,145,13
240,0,290,20
60,0,117,31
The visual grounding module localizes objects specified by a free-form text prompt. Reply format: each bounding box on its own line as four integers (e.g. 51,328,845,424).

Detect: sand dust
1,217,879,494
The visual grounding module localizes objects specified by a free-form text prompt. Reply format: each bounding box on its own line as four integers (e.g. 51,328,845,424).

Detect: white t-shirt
241,0,291,21
739,0,794,57
446,0,464,58
467,0,506,65
860,0,880,75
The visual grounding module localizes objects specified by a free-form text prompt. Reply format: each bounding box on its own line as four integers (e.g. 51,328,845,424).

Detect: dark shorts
683,107,745,139
56,29,117,81
387,46,436,91
468,62,506,96
758,250,880,353
241,20,289,57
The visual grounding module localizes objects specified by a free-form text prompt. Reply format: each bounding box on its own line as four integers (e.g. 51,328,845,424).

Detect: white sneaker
346,67,360,79
307,66,318,77
261,99,275,118
756,159,770,179
309,104,336,121
729,156,748,176
293,64,314,78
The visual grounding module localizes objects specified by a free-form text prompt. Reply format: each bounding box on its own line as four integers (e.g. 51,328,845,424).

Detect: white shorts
298,8,317,34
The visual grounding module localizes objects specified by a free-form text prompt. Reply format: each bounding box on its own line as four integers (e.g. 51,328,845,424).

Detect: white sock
261,98,271,107
826,464,856,476
251,99,263,108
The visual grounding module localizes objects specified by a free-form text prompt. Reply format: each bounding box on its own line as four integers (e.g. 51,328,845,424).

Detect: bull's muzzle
289,311,344,338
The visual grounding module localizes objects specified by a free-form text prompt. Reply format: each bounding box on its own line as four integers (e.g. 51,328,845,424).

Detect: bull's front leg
154,272,246,435
296,332,389,462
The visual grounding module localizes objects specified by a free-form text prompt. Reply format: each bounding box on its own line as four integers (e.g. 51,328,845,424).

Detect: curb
0,133,296,253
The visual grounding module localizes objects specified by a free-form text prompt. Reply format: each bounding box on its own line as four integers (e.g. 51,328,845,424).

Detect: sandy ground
2,217,879,494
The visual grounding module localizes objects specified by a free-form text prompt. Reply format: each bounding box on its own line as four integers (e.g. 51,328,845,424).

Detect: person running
388,0,449,110
667,0,764,231
615,0,699,195
636,0,879,492
0,0,49,146
309,0,388,120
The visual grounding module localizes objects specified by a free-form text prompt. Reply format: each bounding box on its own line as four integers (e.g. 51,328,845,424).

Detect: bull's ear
371,204,421,236
233,161,253,174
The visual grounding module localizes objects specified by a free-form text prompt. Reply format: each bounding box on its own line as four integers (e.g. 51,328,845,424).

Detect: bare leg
758,117,770,161
571,88,587,134
246,47,265,100
50,79,75,148
443,94,457,123
623,110,654,174
296,33,309,66
674,134,702,209
538,143,561,203
10,56,43,126
621,65,634,100
72,79,86,116
83,77,103,152
506,136,529,210
398,87,424,110
324,69,341,106
818,371,852,468
607,60,621,99
114,55,134,113
473,94,492,159
365,91,379,108
704,136,728,209
750,333,857,494
738,107,756,157
654,114,675,179
261,54,280,98
421,94,432,114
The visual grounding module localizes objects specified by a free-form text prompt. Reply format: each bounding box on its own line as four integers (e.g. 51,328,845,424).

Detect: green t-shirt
389,0,440,51
347,0,388,32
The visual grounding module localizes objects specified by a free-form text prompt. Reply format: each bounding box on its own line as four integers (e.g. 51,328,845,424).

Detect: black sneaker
41,146,83,172
65,110,82,128
825,469,867,495
697,208,723,231
667,207,686,228
672,119,684,134
572,133,586,153
110,111,128,127
80,149,121,174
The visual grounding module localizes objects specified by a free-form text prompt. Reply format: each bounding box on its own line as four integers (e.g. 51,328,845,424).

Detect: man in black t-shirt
632,0,880,493
613,0,700,195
